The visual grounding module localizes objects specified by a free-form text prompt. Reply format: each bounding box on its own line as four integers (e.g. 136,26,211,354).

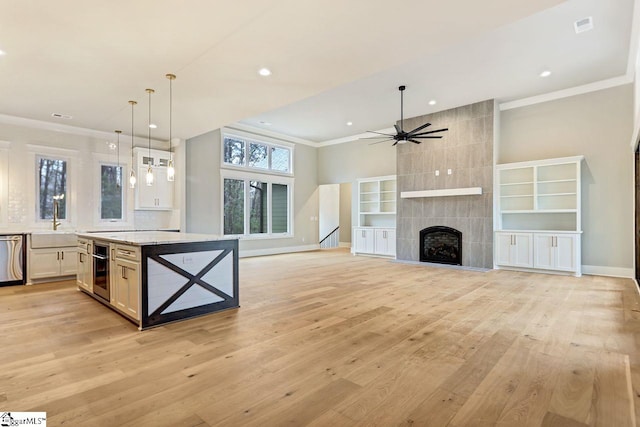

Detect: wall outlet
435,170,440,176
448,169,452,175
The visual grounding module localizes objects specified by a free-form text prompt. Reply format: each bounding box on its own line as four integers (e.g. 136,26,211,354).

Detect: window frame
98,161,126,223
35,154,69,223
221,130,294,176
220,169,294,239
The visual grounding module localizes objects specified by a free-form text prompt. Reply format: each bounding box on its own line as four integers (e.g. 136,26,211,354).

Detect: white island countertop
76,231,235,246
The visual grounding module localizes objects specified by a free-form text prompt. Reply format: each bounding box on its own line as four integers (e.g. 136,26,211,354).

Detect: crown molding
226,122,318,147
0,113,165,145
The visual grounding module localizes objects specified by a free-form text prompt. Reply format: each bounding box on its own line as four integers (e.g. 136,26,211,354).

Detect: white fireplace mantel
400,187,483,198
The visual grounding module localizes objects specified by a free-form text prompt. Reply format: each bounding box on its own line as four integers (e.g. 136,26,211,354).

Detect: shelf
500,194,533,198
537,193,576,197
500,181,534,186
502,209,577,214
537,179,576,184
362,212,396,215
400,187,482,198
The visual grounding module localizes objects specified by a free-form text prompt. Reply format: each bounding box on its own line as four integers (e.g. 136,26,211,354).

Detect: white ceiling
0,0,633,144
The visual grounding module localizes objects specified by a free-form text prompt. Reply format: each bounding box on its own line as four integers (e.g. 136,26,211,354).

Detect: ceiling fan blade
361,136,396,140
412,135,443,139
368,138,394,145
408,122,432,134
394,124,402,134
392,140,399,146
366,130,396,137
410,128,449,137
408,139,423,144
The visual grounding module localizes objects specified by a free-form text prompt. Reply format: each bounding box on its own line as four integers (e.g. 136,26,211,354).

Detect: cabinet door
554,235,576,271
60,248,77,276
136,166,157,209
29,249,61,279
374,229,396,256
154,168,174,209
77,249,87,289
114,259,140,320
533,234,554,270
354,228,374,254
495,233,513,266
512,233,533,267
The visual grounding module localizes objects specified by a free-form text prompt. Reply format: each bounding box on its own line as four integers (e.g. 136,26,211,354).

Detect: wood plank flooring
0,248,638,426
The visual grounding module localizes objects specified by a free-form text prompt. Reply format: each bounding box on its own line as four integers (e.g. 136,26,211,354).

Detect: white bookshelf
353,175,396,257
495,156,583,276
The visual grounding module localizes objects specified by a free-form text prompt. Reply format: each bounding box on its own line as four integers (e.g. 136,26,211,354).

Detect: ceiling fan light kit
366,85,449,146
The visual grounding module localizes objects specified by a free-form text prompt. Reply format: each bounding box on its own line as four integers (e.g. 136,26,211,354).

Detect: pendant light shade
114,130,122,187
166,73,176,182
145,88,155,187
128,100,137,188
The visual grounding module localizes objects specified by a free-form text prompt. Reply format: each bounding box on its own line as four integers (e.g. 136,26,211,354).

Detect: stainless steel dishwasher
0,234,25,286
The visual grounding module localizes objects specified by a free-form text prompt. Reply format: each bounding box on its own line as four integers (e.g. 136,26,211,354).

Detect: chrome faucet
52,194,64,230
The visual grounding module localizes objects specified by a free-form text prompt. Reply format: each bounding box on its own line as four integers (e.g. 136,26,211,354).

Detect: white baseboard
239,244,320,258
339,242,351,248
582,265,634,278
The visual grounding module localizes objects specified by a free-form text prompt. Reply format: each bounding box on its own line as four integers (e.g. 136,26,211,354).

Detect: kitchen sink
30,231,77,248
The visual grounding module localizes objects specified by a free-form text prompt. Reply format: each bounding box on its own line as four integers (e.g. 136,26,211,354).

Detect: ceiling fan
365,85,448,146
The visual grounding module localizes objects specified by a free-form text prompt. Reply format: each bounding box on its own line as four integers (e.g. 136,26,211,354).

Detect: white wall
500,84,634,275
185,128,319,255
0,121,178,232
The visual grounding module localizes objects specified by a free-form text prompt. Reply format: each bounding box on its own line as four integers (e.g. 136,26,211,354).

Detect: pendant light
166,73,176,182
114,130,122,188
128,100,137,188
145,88,155,186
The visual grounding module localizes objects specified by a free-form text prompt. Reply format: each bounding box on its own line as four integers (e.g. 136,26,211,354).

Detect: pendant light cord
169,76,172,159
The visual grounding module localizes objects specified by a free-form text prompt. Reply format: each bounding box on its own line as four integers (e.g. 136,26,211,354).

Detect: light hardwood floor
1,249,639,426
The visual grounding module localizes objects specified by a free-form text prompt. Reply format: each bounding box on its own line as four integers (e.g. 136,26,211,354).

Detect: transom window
222,134,292,174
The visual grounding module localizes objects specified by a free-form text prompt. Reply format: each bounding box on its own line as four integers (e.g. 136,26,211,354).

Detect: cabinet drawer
115,244,140,261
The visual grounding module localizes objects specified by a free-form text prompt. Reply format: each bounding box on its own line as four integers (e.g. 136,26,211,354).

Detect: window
222,173,292,237
37,156,67,220
222,133,292,174
100,164,123,220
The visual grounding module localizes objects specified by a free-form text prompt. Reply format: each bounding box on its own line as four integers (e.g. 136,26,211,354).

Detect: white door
354,228,374,254
554,235,576,271
154,168,174,209
385,229,396,257
533,234,554,270
136,166,156,208
30,249,61,279
512,233,533,267
60,248,78,276
495,233,513,266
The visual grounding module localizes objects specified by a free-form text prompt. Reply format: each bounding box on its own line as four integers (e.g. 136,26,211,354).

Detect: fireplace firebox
420,226,462,265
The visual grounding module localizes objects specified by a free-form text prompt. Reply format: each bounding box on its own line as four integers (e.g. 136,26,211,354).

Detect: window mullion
244,179,250,236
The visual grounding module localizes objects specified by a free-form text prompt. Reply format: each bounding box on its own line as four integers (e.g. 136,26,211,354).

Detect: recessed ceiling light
259,120,272,126
346,121,353,126
540,70,552,78
258,68,272,77
0,50,6,56
149,123,157,129
428,100,437,106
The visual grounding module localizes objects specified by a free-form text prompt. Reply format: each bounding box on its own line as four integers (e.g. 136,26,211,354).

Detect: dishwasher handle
91,253,109,261
0,236,22,241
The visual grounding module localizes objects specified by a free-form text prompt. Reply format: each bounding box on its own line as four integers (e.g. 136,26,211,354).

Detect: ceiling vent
574,17,594,34
51,113,72,119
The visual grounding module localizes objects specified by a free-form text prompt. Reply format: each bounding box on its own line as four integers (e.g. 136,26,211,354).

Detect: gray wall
185,129,319,253
318,138,396,229
339,182,352,244
396,100,494,268
500,84,634,270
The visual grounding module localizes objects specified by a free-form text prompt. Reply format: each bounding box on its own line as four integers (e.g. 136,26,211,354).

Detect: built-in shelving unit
353,175,396,257
495,155,583,276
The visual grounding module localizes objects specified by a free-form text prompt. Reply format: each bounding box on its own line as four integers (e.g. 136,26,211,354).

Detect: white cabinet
353,227,395,257
354,228,375,254
111,244,140,321
76,239,92,292
134,148,174,210
29,247,77,281
113,258,140,320
353,175,397,258
375,229,396,257
495,232,533,268
533,234,577,272
495,156,583,276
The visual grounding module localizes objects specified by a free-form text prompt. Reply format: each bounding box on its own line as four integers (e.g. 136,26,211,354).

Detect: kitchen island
76,231,239,330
